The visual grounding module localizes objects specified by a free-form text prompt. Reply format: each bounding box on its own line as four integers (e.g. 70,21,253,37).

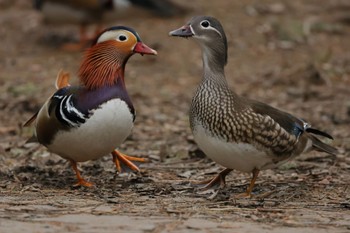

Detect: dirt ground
0,0,350,232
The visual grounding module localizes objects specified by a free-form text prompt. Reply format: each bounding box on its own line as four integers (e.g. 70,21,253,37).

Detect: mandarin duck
34,0,188,50
170,16,338,198
24,26,157,187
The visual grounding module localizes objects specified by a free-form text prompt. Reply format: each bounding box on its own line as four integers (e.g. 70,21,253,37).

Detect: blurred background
0,0,349,232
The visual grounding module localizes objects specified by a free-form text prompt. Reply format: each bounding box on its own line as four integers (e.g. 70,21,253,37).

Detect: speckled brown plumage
190,78,305,162
170,16,338,198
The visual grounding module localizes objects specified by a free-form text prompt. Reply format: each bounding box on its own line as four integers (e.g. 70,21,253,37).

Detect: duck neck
200,43,227,85
78,42,129,90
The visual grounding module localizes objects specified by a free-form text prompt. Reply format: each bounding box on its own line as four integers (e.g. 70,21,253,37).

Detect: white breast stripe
66,95,86,120
59,96,80,127
53,94,64,99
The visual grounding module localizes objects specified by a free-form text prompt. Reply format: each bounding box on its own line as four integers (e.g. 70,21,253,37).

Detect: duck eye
200,20,210,28
118,35,127,41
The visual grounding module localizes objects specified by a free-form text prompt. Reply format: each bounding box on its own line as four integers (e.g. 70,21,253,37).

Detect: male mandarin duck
169,16,338,198
24,26,157,187
34,0,188,50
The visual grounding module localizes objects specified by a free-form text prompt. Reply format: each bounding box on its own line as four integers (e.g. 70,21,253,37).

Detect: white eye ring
200,20,210,28
117,34,128,42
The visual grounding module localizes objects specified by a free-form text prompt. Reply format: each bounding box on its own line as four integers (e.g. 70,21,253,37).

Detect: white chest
48,99,134,162
193,124,283,172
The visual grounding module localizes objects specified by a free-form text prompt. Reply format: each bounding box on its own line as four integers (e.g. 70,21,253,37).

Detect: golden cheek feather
114,31,138,54
96,29,139,54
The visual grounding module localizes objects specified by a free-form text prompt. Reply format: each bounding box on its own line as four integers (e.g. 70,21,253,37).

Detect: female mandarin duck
25,26,157,187
170,16,338,198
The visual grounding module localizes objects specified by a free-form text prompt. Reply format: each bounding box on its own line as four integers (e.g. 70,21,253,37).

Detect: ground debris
0,0,350,233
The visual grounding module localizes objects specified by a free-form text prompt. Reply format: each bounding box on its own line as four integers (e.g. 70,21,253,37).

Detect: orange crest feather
78,41,127,90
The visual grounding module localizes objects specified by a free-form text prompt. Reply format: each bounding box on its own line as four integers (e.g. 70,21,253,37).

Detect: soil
0,0,350,232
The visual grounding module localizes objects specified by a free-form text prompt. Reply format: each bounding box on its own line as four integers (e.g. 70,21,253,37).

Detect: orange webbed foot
234,191,253,199
73,179,94,188
111,150,147,173
234,168,260,199
193,168,233,189
192,168,233,199
69,160,94,187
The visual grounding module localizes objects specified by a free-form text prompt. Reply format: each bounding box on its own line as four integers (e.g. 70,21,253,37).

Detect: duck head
169,16,228,70
79,26,157,90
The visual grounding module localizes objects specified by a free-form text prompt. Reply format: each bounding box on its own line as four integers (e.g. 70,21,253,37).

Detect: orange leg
192,168,233,199
69,160,93,187
111,150,147,173
194,168,233,190
235,168,260,198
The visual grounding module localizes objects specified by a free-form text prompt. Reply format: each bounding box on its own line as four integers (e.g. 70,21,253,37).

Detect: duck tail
306,128,338,156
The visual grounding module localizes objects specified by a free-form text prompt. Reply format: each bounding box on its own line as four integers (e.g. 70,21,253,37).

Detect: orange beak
133,42,157,56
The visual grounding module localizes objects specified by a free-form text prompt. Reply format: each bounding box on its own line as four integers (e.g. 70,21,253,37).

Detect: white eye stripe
97,30,130,43
208,26,222,38
198,20,222,38
97,31,117,43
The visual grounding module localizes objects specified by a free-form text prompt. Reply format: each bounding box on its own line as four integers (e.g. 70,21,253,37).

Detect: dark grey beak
169,25,194,38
